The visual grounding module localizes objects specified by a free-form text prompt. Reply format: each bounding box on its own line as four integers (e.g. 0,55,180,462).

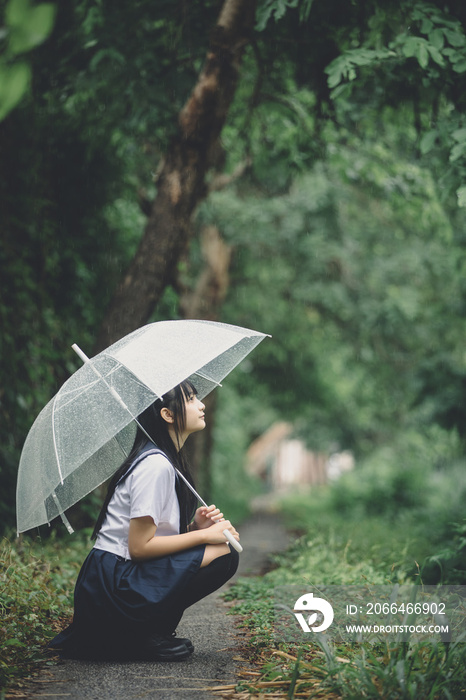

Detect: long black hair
92,380,199,539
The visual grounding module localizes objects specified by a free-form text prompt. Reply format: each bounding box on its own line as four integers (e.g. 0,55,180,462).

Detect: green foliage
0,530,90,692
329,429,464,520
324,1,466,205
0,99,127,530
277,493,428,586
209,384,269,523
226,456,466,698
224,577,276,654
227,538,466,697
321,637,466,700
255,0,314,32
5,0,55,55
421,519,466,584
279,427,466,586
255,0,299,32
326,48,397,88
198,131,464,452
0,0,236,533
0,0,56,120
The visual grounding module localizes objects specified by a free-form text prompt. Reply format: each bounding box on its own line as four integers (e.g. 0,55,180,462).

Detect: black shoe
170,631,194,654
141,634,191,662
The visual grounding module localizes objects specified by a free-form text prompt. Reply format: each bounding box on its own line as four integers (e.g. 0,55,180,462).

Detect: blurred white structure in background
246,422,354,490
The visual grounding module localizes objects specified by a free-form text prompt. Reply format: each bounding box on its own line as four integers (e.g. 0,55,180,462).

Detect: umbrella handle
173,465,244,554
223,528,243,553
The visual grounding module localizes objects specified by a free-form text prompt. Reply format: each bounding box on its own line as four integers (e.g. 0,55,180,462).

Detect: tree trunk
180,225,232,495
180,225,232,322
94,0,255,352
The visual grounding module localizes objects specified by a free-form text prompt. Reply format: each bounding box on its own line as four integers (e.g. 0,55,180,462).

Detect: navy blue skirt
49,545,205,658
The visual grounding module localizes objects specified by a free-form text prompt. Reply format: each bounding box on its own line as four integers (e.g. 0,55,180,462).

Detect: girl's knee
201,543,230,567
206,545,239,580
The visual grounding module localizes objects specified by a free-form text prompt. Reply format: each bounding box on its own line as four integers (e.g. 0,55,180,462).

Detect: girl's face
182,389,206,438
160,384,206,449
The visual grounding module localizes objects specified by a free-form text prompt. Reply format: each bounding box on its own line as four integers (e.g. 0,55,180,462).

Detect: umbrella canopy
16,320,268,534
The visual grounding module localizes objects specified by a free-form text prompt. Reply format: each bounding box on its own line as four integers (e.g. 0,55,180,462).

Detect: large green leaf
0,60,30,119
7,2,56,55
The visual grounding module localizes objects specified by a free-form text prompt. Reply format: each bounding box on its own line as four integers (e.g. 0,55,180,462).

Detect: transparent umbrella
16,320,268,544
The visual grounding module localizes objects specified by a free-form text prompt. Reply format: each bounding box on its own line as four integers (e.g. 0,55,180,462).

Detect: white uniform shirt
94,452,180,560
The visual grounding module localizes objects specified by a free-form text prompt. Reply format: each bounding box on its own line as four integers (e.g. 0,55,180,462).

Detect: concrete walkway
23,511,290,699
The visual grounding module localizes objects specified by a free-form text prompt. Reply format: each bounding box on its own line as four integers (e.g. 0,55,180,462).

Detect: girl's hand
192,504,224,530
203,519,240,545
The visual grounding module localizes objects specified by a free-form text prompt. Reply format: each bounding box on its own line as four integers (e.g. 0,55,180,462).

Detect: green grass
0,529,91,693
225,486,466,699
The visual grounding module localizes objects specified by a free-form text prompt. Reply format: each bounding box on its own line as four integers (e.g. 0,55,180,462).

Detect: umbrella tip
72,344,90,364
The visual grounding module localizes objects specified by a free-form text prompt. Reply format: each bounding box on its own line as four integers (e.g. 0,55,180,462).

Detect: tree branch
208,156,252,192
94,0,257,351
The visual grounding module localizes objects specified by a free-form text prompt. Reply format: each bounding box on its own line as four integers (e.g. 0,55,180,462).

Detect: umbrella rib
57,362,152,410
56,363,122,409
51,394,64,485
71,344,152,448
57,378,100,407
51,493,74,533
56,363,132,412
193,370,222,387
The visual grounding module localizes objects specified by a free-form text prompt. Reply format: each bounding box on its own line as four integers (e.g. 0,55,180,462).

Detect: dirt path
22,510,290,699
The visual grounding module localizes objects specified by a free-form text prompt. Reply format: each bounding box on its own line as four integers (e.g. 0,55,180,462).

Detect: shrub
0,530,90,692
420,519,466,584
